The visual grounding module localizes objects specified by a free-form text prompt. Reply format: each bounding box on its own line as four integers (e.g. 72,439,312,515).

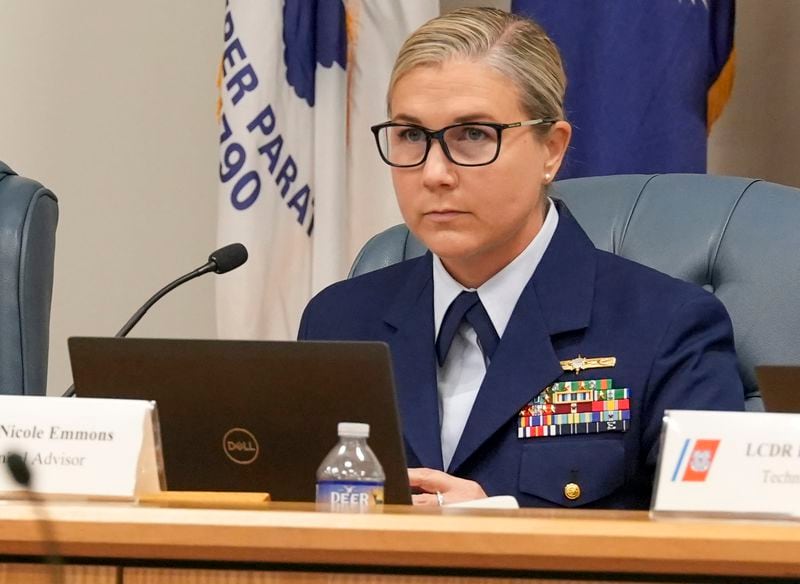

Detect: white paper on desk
445,496,519,509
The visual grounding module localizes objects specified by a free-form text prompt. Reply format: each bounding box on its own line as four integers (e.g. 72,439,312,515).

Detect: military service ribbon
518,378,631,438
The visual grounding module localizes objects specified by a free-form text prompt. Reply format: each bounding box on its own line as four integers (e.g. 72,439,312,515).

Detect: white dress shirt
432,200,559,470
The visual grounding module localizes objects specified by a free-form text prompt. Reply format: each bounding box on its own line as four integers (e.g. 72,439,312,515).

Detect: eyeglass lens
377,124,499,166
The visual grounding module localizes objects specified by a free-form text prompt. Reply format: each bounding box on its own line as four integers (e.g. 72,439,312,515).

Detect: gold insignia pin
560,355,616,374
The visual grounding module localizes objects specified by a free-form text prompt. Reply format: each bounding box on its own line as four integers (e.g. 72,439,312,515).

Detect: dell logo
222,428,260,465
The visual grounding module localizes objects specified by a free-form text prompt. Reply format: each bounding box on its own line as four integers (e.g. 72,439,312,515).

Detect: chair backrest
350,174,800,411
0,161,59,395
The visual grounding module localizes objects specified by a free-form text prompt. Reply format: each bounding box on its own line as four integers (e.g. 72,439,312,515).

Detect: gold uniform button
564,482,581,500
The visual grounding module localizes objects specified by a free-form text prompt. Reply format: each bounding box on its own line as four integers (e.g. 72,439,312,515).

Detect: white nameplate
0,396,164,499
652,409,800,519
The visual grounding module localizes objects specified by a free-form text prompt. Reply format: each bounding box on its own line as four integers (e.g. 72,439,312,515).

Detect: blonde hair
388,7,566,129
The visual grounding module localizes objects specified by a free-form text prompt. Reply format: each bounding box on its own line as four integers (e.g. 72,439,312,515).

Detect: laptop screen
755,365,800,414
68,337,412,504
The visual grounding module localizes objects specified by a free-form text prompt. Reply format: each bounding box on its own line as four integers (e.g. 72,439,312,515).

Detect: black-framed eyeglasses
370,118,557,168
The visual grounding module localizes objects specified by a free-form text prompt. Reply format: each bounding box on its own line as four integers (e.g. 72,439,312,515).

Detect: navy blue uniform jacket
298,201,746,509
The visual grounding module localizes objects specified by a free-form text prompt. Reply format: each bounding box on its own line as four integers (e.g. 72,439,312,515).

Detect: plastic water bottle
316,422,385,511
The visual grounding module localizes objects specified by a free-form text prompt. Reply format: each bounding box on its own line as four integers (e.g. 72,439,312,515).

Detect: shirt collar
433,199,559,338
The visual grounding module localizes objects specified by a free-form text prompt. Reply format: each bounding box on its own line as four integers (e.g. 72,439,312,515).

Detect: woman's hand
408,467,486,506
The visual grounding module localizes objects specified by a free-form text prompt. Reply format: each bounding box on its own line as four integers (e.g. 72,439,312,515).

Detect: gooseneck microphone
62,243,248,397
6,452,64,584
7,452,31,487
115,242,248,337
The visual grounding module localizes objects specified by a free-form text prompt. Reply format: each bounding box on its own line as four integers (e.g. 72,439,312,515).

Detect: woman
299,7,744,508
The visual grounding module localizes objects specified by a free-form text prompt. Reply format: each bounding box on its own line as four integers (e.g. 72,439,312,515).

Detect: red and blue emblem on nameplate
518,379,630,438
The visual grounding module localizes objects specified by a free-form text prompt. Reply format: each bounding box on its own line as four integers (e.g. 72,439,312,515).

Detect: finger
408,467,451,492
412,493,440,506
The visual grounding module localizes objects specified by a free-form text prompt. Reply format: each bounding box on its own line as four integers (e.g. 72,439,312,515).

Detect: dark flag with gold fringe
512,0,735,179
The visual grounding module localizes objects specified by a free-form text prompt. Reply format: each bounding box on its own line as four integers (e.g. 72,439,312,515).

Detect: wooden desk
0,501,798,583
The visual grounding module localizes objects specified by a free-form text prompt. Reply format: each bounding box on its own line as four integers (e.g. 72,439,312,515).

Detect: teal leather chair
349,174,800,411
0,162,59,395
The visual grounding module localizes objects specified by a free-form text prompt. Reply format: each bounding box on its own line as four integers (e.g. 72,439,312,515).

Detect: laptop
755,365,800,413
68,337,412,504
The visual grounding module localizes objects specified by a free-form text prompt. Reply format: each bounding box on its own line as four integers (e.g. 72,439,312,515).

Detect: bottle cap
337,422,370,438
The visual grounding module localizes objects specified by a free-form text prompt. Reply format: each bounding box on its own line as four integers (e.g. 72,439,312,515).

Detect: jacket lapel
382,253,444,470
448,201,597,473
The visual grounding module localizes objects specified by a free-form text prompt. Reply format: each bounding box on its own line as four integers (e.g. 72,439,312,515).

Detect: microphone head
7,452,31,488
209,243,248,274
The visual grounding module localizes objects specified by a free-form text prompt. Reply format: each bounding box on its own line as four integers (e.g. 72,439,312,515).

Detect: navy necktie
435,291,500,367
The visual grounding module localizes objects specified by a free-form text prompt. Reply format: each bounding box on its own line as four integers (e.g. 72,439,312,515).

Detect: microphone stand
6,452,64,584
62,261,215,398
61,242,247,398
115,262,214,338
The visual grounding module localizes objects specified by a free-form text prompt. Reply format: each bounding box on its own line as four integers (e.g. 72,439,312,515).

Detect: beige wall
0,1,797,395
0,1,223,395
708,0,800,184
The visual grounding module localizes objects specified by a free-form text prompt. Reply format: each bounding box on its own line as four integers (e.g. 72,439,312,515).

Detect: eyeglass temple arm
506,118,556,129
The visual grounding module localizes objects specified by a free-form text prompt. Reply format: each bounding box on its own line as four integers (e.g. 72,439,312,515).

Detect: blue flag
512,0,735,179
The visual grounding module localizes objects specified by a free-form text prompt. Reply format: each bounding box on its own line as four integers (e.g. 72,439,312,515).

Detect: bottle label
316,480,384,511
